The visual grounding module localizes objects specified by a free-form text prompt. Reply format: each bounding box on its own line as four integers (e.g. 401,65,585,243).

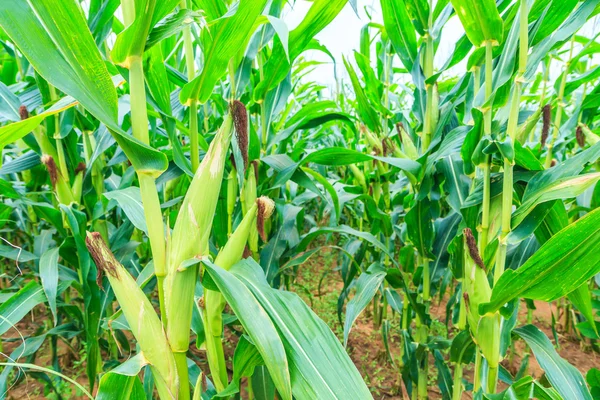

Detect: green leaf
105,187,149,235
301,167,340,224
0,281,47,335
296,225,391,259
406,198,435,259
145,9,204,51
0,97,77,151
214,336,264,398
404,0,430,36
450,330,475,364
380,0,418,70
251,366,276,400
96,354,148,400
481,208,600,314
0,0,117,127
567,283,597,335
253,0,348,101
438,155,470,213
144,45,173,115
180,0,268,104
0,81,22,122
39,247,60,326
514,325,592,400
112,0,180,63
450,0,502,47
227,258,373,399
512,172,600,228
343,263,386,347
0,0,168,176
563,65,600,97
0,362,93,399
343,56,381,133
530,0,579,46
271,147,420,189
526,0,600,80
202,260,293,400
586,368,600,396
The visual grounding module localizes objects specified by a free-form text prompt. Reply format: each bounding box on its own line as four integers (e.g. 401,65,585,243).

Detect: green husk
85,232,179,399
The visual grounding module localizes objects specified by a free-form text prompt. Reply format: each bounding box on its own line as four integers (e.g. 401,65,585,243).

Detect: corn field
1,0,600,399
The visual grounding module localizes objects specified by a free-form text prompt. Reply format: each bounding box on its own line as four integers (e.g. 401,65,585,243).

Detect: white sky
282,0,466,88
282,0,600,90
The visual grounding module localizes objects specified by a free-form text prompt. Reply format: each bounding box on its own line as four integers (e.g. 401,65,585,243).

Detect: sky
281,0,600,90
282,0,466,88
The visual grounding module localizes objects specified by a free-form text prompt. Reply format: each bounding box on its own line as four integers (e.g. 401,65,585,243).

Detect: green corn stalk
85,232,179,399
179,0,200,172
421,1,436,152
486,2,529,392
479,39,495,255
120,0,169,326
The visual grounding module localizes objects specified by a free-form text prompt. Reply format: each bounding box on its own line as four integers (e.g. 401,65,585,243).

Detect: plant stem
415,308,429,400
418,355,428,400
402,292,409,330
49,85,69,179
479,41,494,254
545,36,575,168
180,0,199,172
487,365,498,394
473,349,482,393
452,363,463,400
423,258,430,302
203,303,228,391
383,40,391,136
488,1,529,394
422,15,435,151
174,351,190,399
129,55,167,314
123,0,170,334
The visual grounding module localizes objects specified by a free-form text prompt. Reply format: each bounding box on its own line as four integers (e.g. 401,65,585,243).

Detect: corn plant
2,0,600,400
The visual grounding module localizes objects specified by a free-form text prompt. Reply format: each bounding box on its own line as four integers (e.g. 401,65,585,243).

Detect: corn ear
348,164,367,191
165,112,235,353
360,124,383,153
462,228,500,368
579,123,599,145
516,104,542,143
204,197,275,390
242,161,258,254
226,166,237,236
396,122,418,160
85,232,178,399
71,162,86,203
41,155,75,205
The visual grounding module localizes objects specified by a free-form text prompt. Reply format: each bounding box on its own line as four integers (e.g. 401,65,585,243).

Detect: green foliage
0,1,599,399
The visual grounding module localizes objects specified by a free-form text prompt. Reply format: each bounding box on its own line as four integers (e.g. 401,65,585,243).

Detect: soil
291,246,600,399
2,247,599,399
